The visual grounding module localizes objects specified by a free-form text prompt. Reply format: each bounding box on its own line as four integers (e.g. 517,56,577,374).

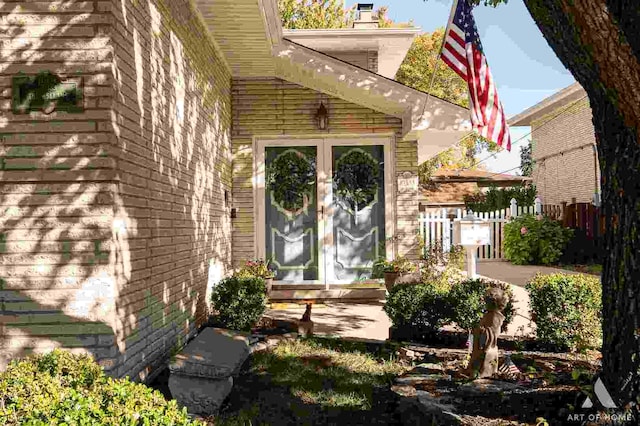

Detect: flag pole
419,0,459,126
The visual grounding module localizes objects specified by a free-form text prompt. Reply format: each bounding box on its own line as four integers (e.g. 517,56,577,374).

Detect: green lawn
213,337,409,425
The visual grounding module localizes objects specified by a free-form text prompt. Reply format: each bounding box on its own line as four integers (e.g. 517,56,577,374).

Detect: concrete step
268,287,386,302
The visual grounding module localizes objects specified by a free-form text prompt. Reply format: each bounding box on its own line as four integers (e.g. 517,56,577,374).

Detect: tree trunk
524,0,640,412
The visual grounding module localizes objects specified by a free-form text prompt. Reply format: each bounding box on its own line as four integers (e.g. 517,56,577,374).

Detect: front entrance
255,136,394,286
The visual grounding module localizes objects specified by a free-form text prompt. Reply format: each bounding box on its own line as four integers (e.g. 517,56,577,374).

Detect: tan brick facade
531,98,600,205
231,78,419,267
1,0,232,380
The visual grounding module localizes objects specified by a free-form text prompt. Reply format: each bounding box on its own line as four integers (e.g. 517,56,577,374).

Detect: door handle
318,206,324,217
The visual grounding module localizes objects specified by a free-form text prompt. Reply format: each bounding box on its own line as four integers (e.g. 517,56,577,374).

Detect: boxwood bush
503,214,573,265
448,278,517,333
0,349,202,425
526,273,602,352
210,276,267,331
383,282,452,336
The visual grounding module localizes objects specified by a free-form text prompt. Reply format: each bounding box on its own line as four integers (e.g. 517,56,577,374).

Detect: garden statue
463,287,508,378
298,303,314,337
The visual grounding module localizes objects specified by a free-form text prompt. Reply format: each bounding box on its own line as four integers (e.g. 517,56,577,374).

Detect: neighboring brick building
0,1,469,380
509,82,601,206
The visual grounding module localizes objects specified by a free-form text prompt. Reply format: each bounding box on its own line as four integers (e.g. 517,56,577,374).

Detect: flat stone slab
169,327,251,379
168,375,233,415
457,379,525,397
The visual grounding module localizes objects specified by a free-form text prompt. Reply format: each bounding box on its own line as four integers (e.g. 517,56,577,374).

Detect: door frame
254,134,396,287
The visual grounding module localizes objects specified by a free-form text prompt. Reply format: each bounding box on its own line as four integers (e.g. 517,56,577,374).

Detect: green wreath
266,150,316,212
333,149,379,211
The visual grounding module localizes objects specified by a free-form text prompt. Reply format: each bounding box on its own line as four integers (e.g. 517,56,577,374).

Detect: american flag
498,354,521,378
440,0,511,151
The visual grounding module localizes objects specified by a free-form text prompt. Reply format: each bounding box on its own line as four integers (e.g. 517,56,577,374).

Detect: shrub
235,258,276,279
384,283,451,335
526,273,602,352
0,349,202,425
448,278,517,333
377,256,416,274
503,214,573,265
210,276,267,331
464,183,537,212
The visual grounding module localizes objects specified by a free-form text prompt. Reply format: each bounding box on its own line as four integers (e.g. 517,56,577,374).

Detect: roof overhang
283,27,421,79
508,82,585,126
195,0,471,138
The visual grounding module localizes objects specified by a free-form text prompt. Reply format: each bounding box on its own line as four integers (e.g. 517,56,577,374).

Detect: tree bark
524,0,640,413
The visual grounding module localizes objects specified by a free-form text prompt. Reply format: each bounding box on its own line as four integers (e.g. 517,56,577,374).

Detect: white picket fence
418,201,538,261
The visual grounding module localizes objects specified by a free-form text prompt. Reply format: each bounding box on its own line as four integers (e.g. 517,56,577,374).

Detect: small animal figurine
298,303,314,337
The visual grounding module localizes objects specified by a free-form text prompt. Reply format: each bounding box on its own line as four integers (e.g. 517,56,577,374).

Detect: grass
557,263,602,275
249,337,407,410
212,337,409,425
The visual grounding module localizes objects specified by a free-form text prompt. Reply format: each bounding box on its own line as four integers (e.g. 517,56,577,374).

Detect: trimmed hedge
0,349,202,425
384,282,451,336
210,276,267,331
384,278,517,336
448,278,516,333
526,273,602,352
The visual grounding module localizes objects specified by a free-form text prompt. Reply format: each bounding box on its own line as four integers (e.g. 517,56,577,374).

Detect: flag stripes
440,0,511,151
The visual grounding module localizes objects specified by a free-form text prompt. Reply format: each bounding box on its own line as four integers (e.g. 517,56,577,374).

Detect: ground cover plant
0,349,202,426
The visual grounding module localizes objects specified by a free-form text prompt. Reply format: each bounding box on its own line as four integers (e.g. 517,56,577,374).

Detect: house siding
530,98,600,205
324,50,378,73
1,0,233,381
231,78,419,267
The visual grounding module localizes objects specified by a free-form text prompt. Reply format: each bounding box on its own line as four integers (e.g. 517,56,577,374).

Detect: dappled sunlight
272,40,471,132
1,0,232,378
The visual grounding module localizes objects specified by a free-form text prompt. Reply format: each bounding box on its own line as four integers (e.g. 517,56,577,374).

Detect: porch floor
265,301,391,341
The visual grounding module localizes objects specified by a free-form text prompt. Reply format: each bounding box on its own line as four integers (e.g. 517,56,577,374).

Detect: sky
370,0,576,174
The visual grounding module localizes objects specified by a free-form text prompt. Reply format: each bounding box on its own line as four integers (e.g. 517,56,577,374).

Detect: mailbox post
457,213,491,279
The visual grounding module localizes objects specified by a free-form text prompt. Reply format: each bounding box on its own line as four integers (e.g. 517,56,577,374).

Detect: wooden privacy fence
418,203,537,261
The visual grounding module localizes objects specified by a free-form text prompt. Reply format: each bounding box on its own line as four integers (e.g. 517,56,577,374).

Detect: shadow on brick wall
1,0,233,382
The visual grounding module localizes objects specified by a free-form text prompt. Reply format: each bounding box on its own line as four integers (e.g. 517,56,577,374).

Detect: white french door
255,136,394,287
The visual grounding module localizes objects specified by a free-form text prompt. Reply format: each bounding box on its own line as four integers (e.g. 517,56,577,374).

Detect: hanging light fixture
315,102,328,130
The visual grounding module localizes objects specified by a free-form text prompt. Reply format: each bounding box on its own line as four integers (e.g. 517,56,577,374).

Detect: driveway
475,261,583,337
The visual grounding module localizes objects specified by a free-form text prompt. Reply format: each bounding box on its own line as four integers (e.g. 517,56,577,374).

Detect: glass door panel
265,146,320,282
329,145,385,282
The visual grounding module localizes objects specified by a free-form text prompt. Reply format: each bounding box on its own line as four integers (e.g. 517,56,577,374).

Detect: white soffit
195,0,276,77
416,130,472,164
195,0,471,136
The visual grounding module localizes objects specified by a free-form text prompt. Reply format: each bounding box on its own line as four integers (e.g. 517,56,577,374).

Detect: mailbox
459,216,491,246
455,213,491,279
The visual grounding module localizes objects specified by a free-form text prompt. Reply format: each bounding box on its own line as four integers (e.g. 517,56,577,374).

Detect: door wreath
266,149,316,212
333,149,380,213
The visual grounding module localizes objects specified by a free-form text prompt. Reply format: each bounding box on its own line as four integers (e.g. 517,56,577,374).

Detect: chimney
353,3,379,29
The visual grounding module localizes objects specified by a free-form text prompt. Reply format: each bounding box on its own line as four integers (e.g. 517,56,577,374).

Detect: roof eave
508,82,586,126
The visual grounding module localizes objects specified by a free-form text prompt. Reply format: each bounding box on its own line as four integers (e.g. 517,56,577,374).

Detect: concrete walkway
265,262,582,342
475,261,583,337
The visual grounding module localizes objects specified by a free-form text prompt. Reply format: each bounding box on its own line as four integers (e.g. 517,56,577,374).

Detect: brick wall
231,78,419,267
1,0,119,372
1,0,233,381
531,98,600,205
